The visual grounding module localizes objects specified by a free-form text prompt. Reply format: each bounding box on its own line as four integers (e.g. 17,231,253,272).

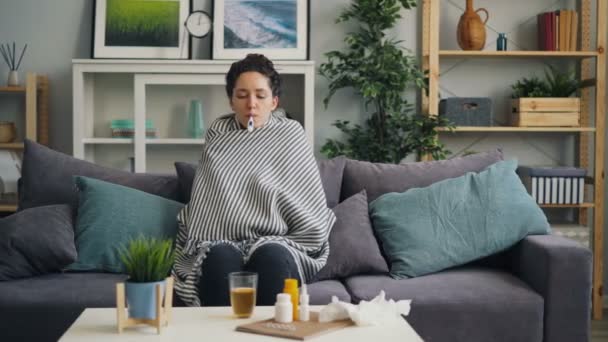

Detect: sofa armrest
509,234,592,342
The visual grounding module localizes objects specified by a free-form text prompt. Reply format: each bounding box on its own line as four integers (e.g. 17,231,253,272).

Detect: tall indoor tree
319,0,451,163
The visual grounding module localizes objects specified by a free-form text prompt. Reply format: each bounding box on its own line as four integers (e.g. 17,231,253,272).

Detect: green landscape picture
105,0,180,47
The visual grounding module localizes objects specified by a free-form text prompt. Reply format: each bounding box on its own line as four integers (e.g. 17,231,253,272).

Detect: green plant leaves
118,236,175,283
319,0,451,163
511,65,581,98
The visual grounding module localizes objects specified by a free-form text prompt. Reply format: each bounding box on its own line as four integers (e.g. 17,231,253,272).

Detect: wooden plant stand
115,276,174,334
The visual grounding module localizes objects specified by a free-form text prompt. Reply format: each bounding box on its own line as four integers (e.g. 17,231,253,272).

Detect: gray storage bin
439,97,493,126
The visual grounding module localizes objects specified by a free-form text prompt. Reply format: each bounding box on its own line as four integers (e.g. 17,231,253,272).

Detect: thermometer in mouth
247,114,254,132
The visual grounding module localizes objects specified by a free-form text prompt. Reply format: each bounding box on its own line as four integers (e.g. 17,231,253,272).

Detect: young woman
172,54,335,307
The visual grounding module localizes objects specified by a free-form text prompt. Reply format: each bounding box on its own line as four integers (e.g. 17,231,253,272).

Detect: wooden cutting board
235,311,353,340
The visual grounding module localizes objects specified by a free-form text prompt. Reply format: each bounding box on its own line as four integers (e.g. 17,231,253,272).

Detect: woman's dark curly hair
225,54,282,99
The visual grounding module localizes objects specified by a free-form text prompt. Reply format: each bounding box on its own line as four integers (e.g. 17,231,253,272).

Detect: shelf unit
72,59,315,173
422,0,606,319
0,73,49,212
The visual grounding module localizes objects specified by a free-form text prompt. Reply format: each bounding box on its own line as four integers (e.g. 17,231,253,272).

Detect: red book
538,13,545,50
545,12,553,51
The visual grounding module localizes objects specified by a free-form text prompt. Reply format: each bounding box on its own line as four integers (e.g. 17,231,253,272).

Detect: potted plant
510,65,582,127
319,0,452,163
118,236,175,320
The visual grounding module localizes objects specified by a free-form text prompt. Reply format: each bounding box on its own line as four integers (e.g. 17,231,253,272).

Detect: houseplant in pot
510,65,582,127
319,0,452,163
119,236,175,320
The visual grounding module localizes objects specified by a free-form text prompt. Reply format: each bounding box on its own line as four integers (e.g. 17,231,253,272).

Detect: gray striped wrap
172,113,336,306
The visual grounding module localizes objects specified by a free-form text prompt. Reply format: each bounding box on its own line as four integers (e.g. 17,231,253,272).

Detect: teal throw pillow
369,159,550,279
68,176,184,273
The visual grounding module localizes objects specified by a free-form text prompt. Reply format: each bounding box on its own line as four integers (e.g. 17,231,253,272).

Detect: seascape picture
224,0,298,49
105,0,180,47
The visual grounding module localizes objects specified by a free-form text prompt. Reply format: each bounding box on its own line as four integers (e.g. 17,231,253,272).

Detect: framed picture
212,0,309,60
93,0,191,59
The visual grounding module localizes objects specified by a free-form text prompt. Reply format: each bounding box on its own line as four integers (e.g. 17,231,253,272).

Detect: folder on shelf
570,10,578,51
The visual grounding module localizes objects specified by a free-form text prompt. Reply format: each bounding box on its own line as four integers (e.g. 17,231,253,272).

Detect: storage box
438,97,492,126
511,98,580,127
517,166,587,204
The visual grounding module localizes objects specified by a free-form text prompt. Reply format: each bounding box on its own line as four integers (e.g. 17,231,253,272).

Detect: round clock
185,11,212,38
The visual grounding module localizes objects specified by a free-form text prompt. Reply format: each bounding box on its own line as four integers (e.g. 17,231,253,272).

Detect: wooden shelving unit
422,0,606,319
439,50,599,58
0,73,49,213
437,126,596,132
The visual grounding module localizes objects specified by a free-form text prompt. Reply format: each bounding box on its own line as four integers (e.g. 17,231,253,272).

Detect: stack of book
517,166,586,204
110,119,157,138
537,10,578,51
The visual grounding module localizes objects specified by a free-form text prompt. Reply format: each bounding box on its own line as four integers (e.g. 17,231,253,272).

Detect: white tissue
318,296,355,323
318,291,411,326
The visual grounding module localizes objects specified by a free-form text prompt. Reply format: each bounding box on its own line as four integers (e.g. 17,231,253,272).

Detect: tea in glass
228,272,258,318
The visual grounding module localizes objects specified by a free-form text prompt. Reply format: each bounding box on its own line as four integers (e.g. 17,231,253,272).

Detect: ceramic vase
7,70,19,87
125,280,166,319
457,0,489,51
188,100,204,138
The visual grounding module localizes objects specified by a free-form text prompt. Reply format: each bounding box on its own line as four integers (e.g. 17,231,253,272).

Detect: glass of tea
228,272,258,318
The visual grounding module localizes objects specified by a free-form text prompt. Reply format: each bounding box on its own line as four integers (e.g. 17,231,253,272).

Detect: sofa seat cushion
344,267,543,342
0,272,128,309
306,280,351,305
0,272,128,342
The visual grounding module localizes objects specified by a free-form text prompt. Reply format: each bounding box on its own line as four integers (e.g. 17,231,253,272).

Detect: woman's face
230,71,278,129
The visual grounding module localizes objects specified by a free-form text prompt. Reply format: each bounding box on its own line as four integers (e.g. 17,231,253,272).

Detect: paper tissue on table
319,291,411,326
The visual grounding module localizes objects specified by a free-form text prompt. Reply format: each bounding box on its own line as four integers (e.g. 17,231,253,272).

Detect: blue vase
125,280,166,319
188,100,204,138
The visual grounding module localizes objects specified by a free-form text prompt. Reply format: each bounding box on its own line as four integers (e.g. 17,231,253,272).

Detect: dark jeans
198,243,301,306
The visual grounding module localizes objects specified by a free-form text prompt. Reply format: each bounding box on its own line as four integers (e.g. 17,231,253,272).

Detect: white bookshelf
73,59,316,173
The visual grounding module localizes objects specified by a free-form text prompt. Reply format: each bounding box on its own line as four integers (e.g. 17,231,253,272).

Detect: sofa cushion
316,156,346,208
369,159,550,278
0,272,129,342
19,139,180,211
174,161,197,203
314,190,388,281
344,268,543,342
341,149,503,202
306,280,351,304
68,176,184,273
174,156,346,207
0,205,77,280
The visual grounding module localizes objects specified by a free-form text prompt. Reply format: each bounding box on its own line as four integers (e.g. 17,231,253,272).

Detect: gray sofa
0,141,592,342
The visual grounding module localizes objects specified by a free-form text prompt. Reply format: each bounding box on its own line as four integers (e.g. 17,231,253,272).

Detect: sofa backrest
340,149,504,203
18,140,180,211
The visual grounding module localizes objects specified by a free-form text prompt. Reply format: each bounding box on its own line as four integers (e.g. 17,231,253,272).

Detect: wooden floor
592,311,608,341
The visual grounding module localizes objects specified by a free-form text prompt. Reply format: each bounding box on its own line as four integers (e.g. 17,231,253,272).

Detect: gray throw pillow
174,161,197,203
341,149,504,202
313,190,388,281
174,156,346,208
0,205,77,280
19,140,180,211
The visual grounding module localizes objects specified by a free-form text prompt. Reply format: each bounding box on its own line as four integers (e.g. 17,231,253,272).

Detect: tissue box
439,97,492,126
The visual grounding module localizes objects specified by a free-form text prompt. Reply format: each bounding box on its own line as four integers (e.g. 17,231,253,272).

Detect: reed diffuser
0,42,27,86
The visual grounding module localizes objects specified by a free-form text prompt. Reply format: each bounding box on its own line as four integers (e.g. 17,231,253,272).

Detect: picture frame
212,0,309,60
92,0,191,59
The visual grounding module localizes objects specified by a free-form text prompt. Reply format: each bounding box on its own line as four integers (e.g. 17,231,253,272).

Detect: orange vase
457,0,489,51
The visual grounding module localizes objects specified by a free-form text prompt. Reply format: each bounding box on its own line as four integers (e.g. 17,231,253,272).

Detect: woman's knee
206,243,243,264
246,243,299,278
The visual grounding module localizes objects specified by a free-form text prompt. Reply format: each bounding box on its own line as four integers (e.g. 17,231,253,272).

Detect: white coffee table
60,306,423,341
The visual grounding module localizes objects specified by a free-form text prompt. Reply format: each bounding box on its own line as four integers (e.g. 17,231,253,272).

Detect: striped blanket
172,112,336,306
